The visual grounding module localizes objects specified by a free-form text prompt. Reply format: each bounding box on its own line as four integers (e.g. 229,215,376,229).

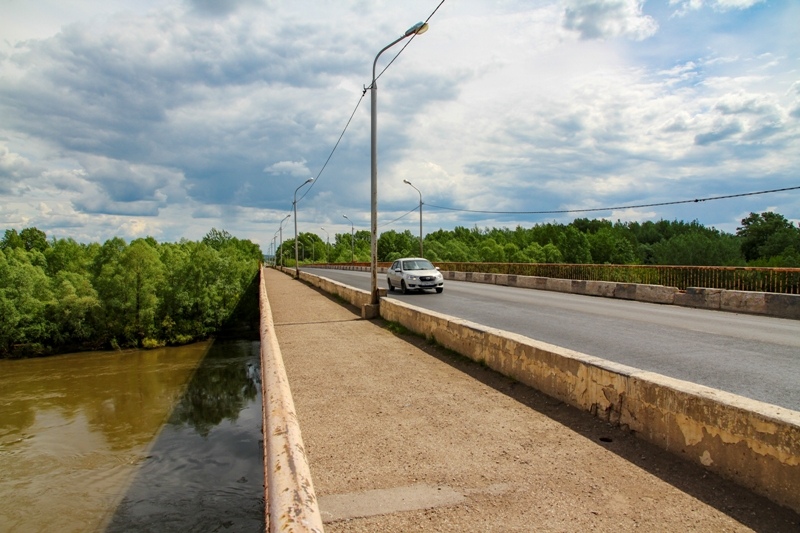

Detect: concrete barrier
259,268,325,532
293,268,800,514
437,269,799,320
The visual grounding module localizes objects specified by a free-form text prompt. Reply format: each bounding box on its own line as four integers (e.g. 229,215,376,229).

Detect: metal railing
316,262,800,294
434,263,800,294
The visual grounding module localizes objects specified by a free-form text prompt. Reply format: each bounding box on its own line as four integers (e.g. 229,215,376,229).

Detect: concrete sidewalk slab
263,268,799,532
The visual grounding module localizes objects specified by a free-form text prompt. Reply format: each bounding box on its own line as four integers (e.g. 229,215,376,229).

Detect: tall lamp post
294,177,314,278
342,214,354,263
369,21,429,304
272,232,279,266
320,227,329,263
403,179,423,257
279,214,291,268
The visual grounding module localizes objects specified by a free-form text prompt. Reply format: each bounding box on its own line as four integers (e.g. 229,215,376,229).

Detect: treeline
0,228,262,358
278,211,800,267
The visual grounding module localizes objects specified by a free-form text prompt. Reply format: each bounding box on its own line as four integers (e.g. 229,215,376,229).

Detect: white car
386,257,444,294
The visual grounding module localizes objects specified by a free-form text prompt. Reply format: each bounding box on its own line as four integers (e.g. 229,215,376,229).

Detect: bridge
258,266,800,531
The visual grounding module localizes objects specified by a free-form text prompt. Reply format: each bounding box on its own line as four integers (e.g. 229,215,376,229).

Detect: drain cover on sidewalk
318,484,465,522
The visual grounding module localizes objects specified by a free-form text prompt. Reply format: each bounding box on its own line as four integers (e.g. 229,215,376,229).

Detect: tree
121,239,164,342
651,231,742,266
0,247,53,352
1,229,23,250
20,227,49,253
557,226,592,263
378,230,415,261
588,227,638,264
737,212,800,262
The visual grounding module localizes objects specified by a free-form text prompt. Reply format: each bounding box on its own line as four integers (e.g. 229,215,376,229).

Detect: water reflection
169,346,260,437
0,342,210,532
0,339,265,533
104,339,265,533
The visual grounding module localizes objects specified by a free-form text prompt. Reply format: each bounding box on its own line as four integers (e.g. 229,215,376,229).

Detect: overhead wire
379,205,420,229
419,185,800,217
295,0,447,208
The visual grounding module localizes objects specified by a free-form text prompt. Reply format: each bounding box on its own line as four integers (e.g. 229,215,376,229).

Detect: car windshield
402,260,435,271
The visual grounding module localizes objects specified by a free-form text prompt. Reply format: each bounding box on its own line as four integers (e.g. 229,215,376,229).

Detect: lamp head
405,22,429,36
403,179,411,185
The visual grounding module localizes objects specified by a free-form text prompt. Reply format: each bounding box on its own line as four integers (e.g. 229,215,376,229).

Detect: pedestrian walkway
262,268,798,532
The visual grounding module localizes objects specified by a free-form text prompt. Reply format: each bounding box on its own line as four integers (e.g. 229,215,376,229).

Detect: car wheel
400,281,408,294
387,279,394,292
435,287,443,294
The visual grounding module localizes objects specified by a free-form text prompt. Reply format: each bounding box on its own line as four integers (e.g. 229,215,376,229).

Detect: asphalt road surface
304,267,800,411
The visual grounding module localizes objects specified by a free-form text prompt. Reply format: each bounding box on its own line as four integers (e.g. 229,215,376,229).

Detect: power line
299,0,448,205
379,205,419,229
423,186,800,216
296,92,366,204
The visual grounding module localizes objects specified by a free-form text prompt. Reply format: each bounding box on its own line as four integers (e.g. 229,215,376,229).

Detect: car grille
419,276,435,282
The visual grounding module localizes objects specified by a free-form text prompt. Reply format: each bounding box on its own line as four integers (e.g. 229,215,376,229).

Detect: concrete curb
294,267,800,514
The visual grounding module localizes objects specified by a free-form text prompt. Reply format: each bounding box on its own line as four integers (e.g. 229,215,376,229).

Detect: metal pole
343,215,354,263
321,227,329,263
279,214,290,268
294,178,314,278
404,179,423,257
369,22,428,305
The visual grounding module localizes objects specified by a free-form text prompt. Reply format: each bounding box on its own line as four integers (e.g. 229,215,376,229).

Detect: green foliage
0,228,262,358
737,212,800,263
376,211,792,268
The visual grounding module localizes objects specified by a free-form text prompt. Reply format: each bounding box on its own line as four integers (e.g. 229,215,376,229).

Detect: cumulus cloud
562,0,658,41
264,160,310,177
0,0,798,242
670,0,766,14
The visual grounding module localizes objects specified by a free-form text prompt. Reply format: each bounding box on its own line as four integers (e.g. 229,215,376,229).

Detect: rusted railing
313,262,800,294
430,263,800,294
259,267,324,532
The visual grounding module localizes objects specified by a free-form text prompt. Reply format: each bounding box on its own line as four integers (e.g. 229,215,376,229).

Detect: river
0,339,265,532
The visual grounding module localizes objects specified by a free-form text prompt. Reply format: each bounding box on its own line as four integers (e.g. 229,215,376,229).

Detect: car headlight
406,274,418,281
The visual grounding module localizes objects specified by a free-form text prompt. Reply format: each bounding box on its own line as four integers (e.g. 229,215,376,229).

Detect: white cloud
562,0,658,41
264,160,310,177
670,0,766,14
0,0,797,244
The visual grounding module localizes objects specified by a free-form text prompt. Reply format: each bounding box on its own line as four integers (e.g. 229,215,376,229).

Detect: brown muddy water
0,339,265,532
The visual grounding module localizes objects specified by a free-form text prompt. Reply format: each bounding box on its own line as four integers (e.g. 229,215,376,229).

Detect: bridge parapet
259,267,324,532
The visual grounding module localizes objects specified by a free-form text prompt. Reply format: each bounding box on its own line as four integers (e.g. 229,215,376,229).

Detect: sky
1,0,799,250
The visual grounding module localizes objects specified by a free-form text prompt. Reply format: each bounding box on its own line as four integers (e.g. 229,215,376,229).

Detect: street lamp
403,179,423,257
369,21,429,304
272,232,279,266
320,227,330,263
294,177,314,278
279,214,291,268
342,214,354,263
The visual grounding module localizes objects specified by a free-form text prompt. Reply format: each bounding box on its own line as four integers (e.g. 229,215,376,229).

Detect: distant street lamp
403,179,423,257
272,232,279,266
320,227,330,262
279,214,291,268
369,21,429,304
342,214,355,263
294,178,314,278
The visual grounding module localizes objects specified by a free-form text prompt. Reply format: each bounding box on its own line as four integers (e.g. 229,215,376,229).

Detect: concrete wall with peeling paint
295,268,800,514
